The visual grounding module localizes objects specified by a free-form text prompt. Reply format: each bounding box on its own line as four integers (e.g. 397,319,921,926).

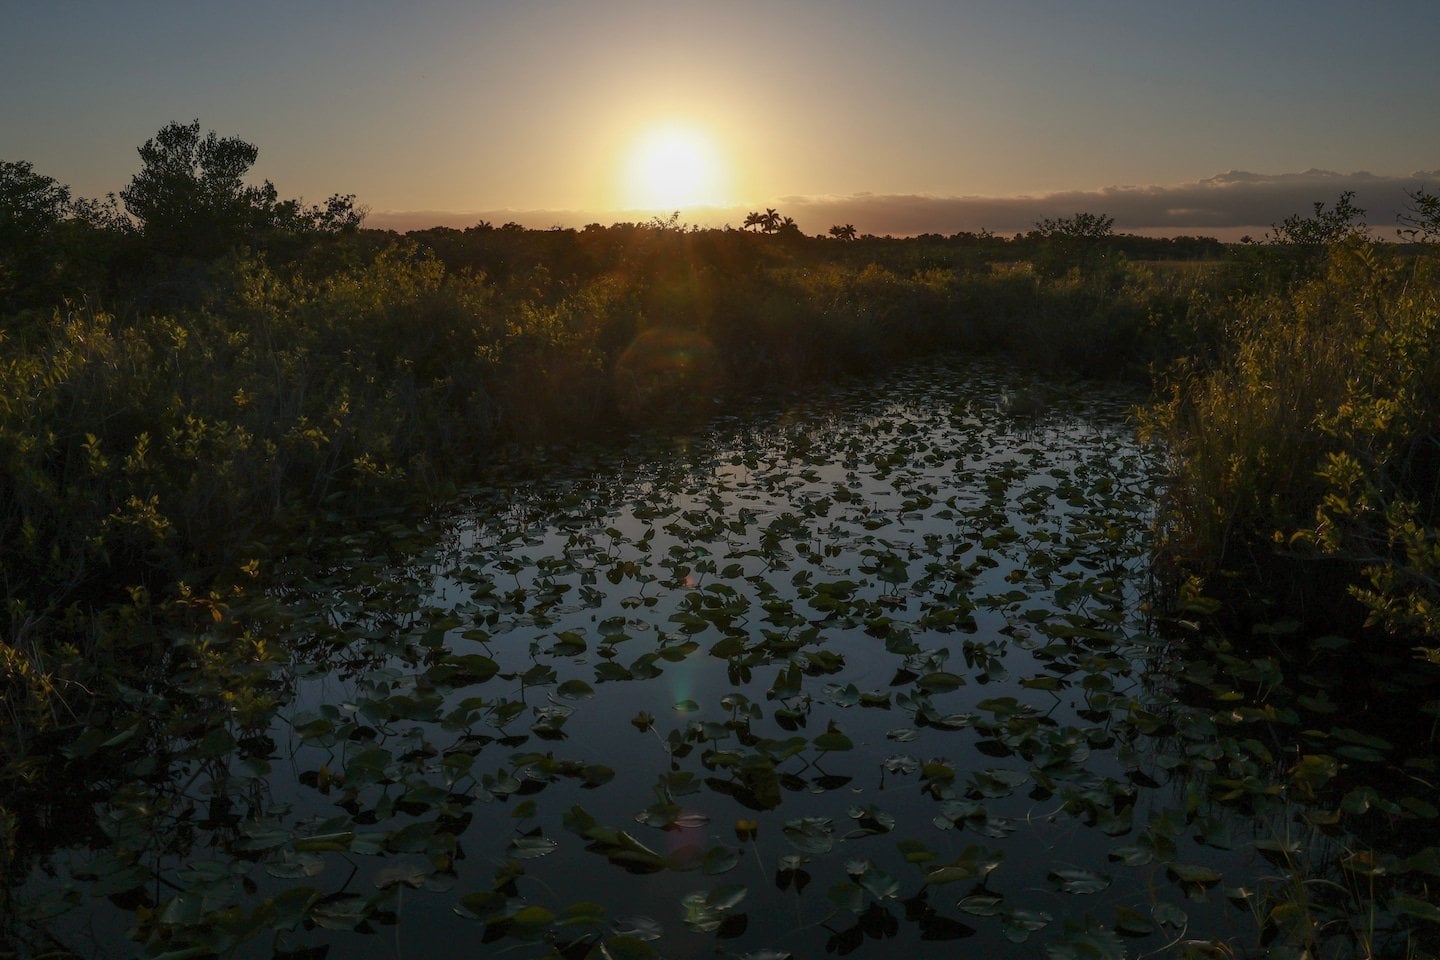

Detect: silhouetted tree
828,224,857,241
120,120,361,258
1,161,126,312
1398,187,1439,243
1029,212,1117,279
121,120,278,257
1032,212,1115,240
1266,191,1365,247
1,161,72,238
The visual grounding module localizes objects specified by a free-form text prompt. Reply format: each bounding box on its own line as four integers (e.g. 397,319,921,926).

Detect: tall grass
1143,242,1440,652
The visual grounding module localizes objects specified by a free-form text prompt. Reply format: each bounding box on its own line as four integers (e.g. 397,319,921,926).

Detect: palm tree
760,208,781,234
743,211,764,232
828,223,857,241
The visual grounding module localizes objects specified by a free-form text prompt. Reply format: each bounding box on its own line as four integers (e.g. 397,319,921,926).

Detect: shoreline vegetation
3,124,1439,956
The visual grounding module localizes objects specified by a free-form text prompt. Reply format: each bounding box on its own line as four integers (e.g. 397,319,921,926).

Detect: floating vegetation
8,357,1438,959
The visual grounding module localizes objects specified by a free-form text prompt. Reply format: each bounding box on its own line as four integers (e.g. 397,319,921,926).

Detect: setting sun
621,125,727,211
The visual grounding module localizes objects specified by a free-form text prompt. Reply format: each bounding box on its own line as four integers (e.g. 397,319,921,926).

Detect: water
16,356,1435,959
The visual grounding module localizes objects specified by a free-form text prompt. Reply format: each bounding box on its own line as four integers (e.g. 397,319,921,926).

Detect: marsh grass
1143,243,1440,649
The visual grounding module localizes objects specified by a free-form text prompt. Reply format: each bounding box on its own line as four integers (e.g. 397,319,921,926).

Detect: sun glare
622,125,726,211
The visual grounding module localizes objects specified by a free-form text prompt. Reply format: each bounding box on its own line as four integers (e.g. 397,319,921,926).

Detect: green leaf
917,672,965,692
1049,866,1110,894
1166,862,1221,884
557,679,595,700
782,817,835,854
509,835,559,860
703,846,741,875
958,894,1004,917
1113,904,1155,936
1152,902,1187,928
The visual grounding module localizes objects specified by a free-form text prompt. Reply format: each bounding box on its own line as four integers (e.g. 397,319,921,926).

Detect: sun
622,125,726,211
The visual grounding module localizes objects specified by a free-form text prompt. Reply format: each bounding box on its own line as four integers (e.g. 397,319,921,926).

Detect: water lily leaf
293,830,355,854
597,662,635,682
435,654,500,684
385,820,438,854
884,755,918,775
1113,904,1154,936
976,697,1023,716
1045,920,1126,959
845,805,895,838
557,679,595,700
1166,862,1221,885
578,765,613,788
681,884,748,932
62,722,140,760
556,901,607,926
970,768,1028,798
505,904,557,937
856,866,899,900
265,852,325,879
666,845,706,872
509,835,559,860
1152,902,1187,928
783,817,835,854
958,894,1004,917
703,846,741,875
917,672,965,692
1001,908,1052,943
265,885,322,929
235,823,291,853
1252,838,1301,865
1400,797,1440,819
311,895,371,930
374,863,430,889
157,891,204,926
1049,867,1110,894
925,845,1003,885
814,728,853,752
1406,847,1440,876
612,915,663,940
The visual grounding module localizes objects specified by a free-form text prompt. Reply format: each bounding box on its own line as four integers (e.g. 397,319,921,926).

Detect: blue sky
4,1,1438,235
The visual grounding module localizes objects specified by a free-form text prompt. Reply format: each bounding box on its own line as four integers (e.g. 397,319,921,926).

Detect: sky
4,0,1439,238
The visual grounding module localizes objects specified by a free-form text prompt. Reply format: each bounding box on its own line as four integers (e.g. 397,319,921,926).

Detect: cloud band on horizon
368,168,1440,239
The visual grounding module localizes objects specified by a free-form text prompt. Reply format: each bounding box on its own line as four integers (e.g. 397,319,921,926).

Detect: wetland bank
3,129,1440,958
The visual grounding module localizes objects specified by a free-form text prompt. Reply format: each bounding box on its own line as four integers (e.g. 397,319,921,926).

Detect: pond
13,357,1440,959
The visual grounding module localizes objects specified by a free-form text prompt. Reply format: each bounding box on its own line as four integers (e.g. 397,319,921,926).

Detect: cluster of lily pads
12,358,1439,959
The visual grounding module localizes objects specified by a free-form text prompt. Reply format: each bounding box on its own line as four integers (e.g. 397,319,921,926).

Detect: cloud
772,170,1437,239
367,170,1440,240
